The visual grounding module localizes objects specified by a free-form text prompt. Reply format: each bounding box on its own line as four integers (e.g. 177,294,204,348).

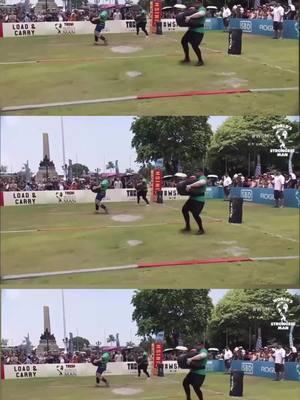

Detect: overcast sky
2,289,299,348
0,116,228,175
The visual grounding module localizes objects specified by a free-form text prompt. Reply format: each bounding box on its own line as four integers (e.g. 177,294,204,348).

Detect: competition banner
151,169,163,202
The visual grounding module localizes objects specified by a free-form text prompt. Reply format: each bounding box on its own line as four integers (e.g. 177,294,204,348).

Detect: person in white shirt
272,171,285,207
222,6,231,31
272,3,285,39
113,10,122,21
114,178,123,189
273,344,286,381
114,352,123,362
223,173,232,200
224,347,233,373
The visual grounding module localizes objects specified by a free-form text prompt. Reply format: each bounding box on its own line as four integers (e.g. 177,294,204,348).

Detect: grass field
1,200,299,288
1,373,300,400
0,32,298,115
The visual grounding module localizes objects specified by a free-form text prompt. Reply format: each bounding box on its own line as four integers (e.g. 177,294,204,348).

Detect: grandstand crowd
1,2,298,23
2,344,299,365
0,170,299,192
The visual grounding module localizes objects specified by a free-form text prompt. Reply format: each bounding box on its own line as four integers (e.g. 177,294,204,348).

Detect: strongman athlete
181,1,206,66
93,352,110,387
181,171,207,234
135,8,149,37
136,178,150,205
183,343,208,400
137,351,150,378
91,179,110,214
93,9,108,45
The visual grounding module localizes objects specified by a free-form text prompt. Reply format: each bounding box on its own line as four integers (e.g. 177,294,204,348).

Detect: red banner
0,192,3,207
151,169,163,201
0,23,3,39
153,342,163,369
150,0,162,33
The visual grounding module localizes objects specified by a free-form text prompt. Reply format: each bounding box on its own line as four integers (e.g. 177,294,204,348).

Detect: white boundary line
1,255,299,281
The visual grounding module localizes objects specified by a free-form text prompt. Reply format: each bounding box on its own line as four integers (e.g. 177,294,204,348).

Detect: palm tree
106,161,115,173
107,334,116,346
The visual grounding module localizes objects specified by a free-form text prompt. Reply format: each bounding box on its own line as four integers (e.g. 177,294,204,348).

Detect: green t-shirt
191,348,208,375
190,6,206,33
142,351,148,362
190,175,206,202
100,179,110,191
99,11,108,21
101,352,110,365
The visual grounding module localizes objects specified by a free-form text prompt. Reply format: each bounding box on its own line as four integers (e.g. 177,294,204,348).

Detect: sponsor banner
2,18,225,38
4,360,224,380
153,343,164,369
0,191,4,207
2,20,145,38
232,361,300,381
230,187,299,208
151,169,163,200
230,18,298,39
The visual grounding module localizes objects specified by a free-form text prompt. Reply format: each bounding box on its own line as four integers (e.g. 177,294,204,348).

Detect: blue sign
204,18,223,31
229,18,299,39
206,360,225,372
231,361,300,381
205,186,223,199
230,187,300,208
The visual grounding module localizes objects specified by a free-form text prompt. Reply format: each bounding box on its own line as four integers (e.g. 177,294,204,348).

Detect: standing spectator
224,347,233,374
114,178,123,189
113,9,122,20
222,6,231,32
273,170,285,208
223,173,232,200
272,2,284,39
273,344,286,381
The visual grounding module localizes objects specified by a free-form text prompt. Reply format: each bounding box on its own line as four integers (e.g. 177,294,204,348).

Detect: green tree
73,336,90,351
125,168,135,174
208,289,299,350
71,163,89,178
131,117,213,175
107,334,116,345
138,163,154,179
207,116,298,176
106,161,115,172
132,290,213,347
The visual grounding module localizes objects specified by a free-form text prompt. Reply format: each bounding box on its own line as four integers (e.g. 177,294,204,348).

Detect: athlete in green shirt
183,343,208,400
137,351,150,378
181,1,206,66
135,8,149,37
92,10,108,45
91,179,110,214
93,351,110,387
182,170,207,234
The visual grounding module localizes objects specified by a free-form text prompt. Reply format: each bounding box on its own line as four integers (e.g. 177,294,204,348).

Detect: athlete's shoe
196,229,205,235
179,59,191,64
180,227,191,233
195,60,204,66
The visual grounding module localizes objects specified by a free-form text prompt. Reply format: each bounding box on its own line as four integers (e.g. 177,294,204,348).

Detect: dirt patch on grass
111,46,142,54
112,387,143,395
127,240,143,247
111,214,142,222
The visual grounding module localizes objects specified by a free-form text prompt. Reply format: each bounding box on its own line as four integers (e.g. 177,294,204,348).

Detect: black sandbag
177,351,204,370
176,8,204,28
176,179,205,196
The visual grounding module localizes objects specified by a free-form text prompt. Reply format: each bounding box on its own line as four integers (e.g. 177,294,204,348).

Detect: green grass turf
1,200,299,288
0,32,298,115
1,373,300,400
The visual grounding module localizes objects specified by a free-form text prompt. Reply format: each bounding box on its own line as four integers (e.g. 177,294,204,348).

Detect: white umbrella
163,175,173,179
162,6,172,10
174,172,187,178
175,346,188,351
207,175,218,179
174,4,187,9
207,6,218,9
163,348,174,353
208,348,219,352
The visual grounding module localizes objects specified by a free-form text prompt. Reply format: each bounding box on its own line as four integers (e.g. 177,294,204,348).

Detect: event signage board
229,18,299,39
150,0,162,33
231,361,300,381
3,360,224,380
230,187,300,208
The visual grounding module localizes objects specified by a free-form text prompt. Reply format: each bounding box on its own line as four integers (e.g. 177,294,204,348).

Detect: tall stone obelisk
36,133,58,183
36,306,60,356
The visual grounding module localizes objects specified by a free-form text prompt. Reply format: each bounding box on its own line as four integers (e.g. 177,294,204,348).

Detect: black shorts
274,190,283,200
182,30,204,47
183,371,205,388
183,198,205,214
273,21,283,31
96,365,106,374
95,22,105,33
275,363,284,373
